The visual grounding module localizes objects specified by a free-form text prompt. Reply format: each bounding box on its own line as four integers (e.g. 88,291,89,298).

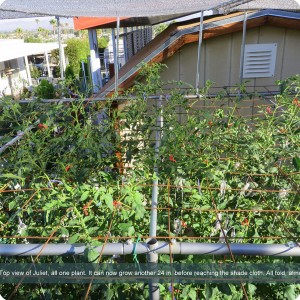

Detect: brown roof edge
98,13,300,98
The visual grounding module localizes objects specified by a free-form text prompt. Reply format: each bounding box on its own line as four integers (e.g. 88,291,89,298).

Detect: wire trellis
0,90,299,299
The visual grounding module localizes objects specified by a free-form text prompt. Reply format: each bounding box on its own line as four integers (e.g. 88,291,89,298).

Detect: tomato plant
0,65,299,299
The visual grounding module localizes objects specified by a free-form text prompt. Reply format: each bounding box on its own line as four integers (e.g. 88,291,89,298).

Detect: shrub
0,66,299,299
30,65,41,79
65,38,90,77
34,79,55,99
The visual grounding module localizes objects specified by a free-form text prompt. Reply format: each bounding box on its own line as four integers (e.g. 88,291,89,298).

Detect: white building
0,39,66,99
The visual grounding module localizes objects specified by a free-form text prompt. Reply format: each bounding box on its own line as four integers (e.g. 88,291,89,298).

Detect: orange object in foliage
181,220,187,228
266,107,272,114
65,165,72,172
113,200,122,208
83,200,93,216
169,155,176,163
293,98,300,107
241,218,249,226
38,123,48,130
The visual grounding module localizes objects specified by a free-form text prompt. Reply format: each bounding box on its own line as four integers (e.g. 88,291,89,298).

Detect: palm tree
64,22,69,35
14,27,24,39
37,27,45,36
35,18,40,31
50,19,57,36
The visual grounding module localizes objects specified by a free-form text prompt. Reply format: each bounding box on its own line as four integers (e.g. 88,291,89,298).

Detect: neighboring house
0,39,66,99
98,9,300,97
74,16,154,91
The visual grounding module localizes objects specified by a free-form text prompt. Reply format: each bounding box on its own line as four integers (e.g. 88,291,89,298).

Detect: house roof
73,14,192,30
0,40,66,63
73,17,127,31
97,9,300,97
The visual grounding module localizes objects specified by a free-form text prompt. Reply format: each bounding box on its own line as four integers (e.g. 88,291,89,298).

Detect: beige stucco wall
0,57,28,99
160,25,300,94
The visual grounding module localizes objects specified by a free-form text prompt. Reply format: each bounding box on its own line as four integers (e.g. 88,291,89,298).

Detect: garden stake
149,96,163,300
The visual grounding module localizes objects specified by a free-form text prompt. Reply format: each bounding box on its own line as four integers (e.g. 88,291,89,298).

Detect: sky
0,16,74,32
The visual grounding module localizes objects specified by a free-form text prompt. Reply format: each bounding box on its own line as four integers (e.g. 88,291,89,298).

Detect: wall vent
242,43,277,78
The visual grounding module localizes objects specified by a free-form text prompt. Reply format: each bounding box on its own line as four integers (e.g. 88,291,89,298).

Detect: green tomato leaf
247,283,257,295
61,228,69,236
188,288,197,300
292,157,300,171
134,204,146,220
0,173,23,180
80,191,90,201
269,167,278,173
284,285,295,300
204,284,212,299
94,189,101,201
103,194,113,211
68,233,80,244
8,201,16,211
84,247,99,262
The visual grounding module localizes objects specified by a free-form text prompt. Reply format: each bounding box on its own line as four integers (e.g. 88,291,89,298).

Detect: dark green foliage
30,65,41,79
24,36,43,43
98,36,109,49
65,65,76,80
0,65,299,299
34,79,55,99
65,38,90,76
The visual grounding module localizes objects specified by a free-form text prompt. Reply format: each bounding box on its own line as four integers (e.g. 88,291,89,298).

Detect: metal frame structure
0,242,300,257
1,1,300,299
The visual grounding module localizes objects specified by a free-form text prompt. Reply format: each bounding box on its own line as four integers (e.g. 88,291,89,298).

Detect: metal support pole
148,96,163,300
147,239,159,300
24,56,32,86
104,49,109,80
240,11,248,85
88,28,102,93
81,60,87,92
150,96,163,237
44,51,51,78
61,45,66,73
56,16,64,79
123,27,128,63
115,17,120,94
112,28,117,92
0,242,299,256
196,10,204,94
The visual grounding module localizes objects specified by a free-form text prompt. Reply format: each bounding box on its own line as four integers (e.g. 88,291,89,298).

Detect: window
242,43,277,78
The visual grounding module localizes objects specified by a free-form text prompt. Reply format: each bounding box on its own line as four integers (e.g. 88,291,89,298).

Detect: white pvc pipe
0,242,299,256
150,96,163,237
44,51,51,78
148,239,159,300
240,11,248,85
196,10,204,93
112,28,117,91
115,17,120,93
56,16,64,79
24,56,32,86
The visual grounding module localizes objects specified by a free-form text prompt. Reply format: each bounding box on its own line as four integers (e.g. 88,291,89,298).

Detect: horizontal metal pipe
11,90,284,104
0,242,299,257
0,123,36,154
